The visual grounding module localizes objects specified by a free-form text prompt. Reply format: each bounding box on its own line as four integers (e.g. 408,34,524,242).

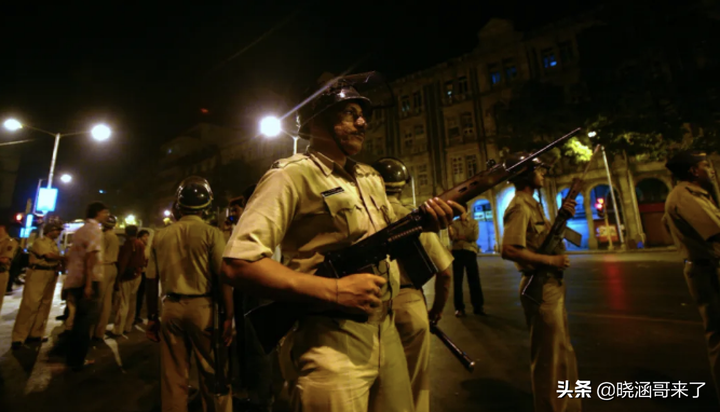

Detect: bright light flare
60,174,72,183
587,131,597,138
125,214,137,225
259,116,282,138
91,124,111,141
3,119,22,131
163,210,171,217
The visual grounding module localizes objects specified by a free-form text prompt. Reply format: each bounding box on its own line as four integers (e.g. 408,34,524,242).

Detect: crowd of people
0,73,718,412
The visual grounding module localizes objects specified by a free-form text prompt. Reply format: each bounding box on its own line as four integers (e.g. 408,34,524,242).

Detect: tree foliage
495,0,720,163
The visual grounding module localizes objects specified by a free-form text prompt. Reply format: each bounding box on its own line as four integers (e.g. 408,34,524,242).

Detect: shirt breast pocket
526,221,547,249
323,194,363,239
370,195,393,225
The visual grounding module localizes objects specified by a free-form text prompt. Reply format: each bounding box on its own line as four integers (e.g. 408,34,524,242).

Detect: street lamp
60,174,72,184
3,118,112,188
588,130,625,249
259,115,299,155
163,210,171,217
125,214,137,226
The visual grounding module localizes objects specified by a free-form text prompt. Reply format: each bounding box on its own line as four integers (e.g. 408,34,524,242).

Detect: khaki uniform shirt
103,230,120,264
389,198,453,286
223,147,401,302
502,191,556,272
450,217,479,254
663,181,720,261
147,215,226,296
29,236,60,269
0,235,19,273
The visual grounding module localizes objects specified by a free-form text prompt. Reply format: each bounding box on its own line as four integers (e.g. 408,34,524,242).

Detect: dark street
1,251,717,412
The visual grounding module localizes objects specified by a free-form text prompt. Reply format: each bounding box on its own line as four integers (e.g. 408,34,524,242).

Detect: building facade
360,15,720,252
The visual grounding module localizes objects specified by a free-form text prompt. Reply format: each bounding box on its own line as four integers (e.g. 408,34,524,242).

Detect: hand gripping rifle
247,128,582,354
521,145,601,306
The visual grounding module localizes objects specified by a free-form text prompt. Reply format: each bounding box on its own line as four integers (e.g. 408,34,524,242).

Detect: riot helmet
372,157,411,194
666,150,707,180
102,215,117,230
176,176,214,212
504,152,548,184
296,74,375,159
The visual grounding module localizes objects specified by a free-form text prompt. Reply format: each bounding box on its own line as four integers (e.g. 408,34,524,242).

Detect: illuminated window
489,64,501,86
542,48,558,68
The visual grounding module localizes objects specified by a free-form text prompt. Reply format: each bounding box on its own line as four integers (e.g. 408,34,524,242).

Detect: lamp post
3,119,111,188
259,115,299,155
588,131,625,249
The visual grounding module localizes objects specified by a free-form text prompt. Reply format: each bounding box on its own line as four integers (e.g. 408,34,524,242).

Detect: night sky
0,0,595,220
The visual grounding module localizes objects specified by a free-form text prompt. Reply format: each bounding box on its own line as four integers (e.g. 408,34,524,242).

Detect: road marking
569,311,702,325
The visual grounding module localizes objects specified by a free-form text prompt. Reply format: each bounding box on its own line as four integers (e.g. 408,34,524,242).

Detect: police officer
449,209,485,317
500,152,580,412
222,75,462,412
11,221,65,348
663,150,720,402
145,176,233,412
372,157,454,412
93,215,119,340
0,222,19,316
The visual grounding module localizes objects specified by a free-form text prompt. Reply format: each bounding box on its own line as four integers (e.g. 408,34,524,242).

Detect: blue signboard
37,188,58,212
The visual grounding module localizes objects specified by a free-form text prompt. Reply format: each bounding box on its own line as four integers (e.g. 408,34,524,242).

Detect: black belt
166,293,212,300
521,270,564,280
30,265,58,271
315,300,393,323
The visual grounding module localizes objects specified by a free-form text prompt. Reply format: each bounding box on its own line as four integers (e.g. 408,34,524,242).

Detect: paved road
0,252,717,411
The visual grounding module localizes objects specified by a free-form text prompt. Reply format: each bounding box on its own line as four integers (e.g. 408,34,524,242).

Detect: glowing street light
3,119,22,131
2,118,112,188
587,131,597,138
91,124,111,141
259,114,299,155
259,116,282,138
163,210,171,217
60,174,72,183
125,214,137,226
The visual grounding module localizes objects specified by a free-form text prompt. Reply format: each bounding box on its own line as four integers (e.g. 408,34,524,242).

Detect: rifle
430,322,475,372
521,145,601,306
248,128,581,354
211,274,231,396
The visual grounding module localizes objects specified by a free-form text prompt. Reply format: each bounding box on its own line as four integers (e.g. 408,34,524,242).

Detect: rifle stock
248,128,581,353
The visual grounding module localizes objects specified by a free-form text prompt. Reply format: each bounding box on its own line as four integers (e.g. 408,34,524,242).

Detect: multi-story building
148,122,307,227
361,14,720,252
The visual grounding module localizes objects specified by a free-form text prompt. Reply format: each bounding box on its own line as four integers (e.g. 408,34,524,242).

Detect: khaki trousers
519,276,581,412
94,263,117,338
12,269,58,342
683,262,720,403
280,311,414,412
160,296,232,412
0,271,8,315
393,288,431,412
113,276,141,335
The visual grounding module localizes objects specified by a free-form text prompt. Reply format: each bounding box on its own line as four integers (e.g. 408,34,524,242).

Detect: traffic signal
595,198,605,219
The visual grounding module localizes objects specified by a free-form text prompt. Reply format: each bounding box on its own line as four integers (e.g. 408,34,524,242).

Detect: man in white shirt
64,201,110,371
